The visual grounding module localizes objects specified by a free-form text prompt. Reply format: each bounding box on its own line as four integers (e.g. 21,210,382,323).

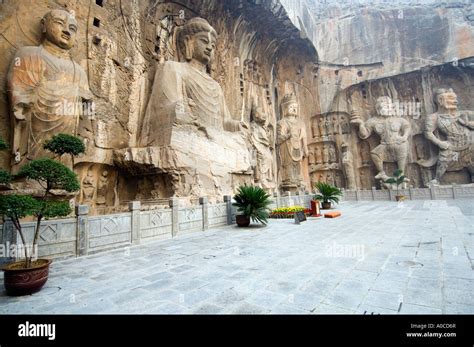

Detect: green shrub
0,169,12,184
0,136,81,268
43,133,85,157
0,137,8,151
16,158,80,192
43,133,85,167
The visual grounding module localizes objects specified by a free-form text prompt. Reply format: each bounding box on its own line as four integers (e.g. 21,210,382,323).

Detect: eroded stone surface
0,0,473,212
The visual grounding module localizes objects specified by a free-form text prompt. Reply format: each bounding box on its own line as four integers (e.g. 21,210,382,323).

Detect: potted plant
384,169,407,202
0,134,83,296
313,182,342,210
232,185,271,227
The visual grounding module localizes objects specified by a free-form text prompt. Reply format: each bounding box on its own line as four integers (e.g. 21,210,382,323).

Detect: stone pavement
1,200,473,314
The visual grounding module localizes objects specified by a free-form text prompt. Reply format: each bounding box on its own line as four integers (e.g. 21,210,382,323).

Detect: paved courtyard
1,200,473,314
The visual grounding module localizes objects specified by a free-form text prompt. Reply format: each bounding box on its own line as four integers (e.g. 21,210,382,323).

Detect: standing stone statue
308,151,316,165
140,17,243,146
277,93,308,190
319,117,326,137
250,104,275,189
96,171,109,206
351,96,411,181
326,172,335,186
315,146,323,164
333,115,341,135
325,117,332,136
7,10,92,172
311,119,320,138
322,145,329,164
423,88,474,185
328,145,337,163
341,143,357,190
81,169,96,203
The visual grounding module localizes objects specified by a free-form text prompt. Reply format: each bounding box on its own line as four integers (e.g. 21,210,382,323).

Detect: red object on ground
324,211,341,218
311,200,321,217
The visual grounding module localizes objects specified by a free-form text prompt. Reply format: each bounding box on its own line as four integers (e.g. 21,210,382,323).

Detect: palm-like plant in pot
0,134,82,296
232,185,272,227
384,169,407,201
313,182,342,210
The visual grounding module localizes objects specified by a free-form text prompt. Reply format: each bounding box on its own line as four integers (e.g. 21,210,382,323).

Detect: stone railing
0,193,316,264
0,197,227,264
341,185,474,201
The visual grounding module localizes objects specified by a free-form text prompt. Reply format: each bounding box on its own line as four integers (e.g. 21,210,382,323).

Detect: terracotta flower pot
2,259,52,296
236,215,250,227
395,195,405,202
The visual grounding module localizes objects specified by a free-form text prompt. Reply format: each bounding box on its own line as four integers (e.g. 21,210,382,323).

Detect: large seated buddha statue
117,17,251,200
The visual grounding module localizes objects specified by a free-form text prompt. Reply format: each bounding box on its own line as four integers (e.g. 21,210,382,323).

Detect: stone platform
0,200,472,314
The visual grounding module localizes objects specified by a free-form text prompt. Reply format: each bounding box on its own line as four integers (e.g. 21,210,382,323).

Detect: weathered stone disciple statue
7,9,92,172
277,93,308,191
423,88,474,186
351,96,411,182
341,143,357,190
250,105,275,190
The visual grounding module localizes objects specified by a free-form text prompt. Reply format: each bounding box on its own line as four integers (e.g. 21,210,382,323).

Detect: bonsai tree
1,159,79,268
43,133,86,168
0,195,41,266
313,182,342,209
384,169,406,200
0,135,81,269
232,185,272,226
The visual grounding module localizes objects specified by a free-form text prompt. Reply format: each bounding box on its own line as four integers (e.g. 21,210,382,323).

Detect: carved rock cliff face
0,0,472,213
281,0,474,110
281,0,474,190
0,0,318,212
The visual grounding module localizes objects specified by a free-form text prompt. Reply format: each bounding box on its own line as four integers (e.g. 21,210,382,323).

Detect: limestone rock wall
1,0,472,212
0,0,318,212
281,0,474,190
282,0,474,111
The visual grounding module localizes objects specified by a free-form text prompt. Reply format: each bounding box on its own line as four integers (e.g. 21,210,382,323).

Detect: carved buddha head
281,93,298,118
41,10,78,50
251,104,266,124
375,96,393,117
434,88,458,111
177,17,217,66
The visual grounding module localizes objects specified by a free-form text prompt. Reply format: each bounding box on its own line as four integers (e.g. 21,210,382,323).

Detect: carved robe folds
140,61,240,146
277,117,307,189
130,61,250,198
8,45,92,171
